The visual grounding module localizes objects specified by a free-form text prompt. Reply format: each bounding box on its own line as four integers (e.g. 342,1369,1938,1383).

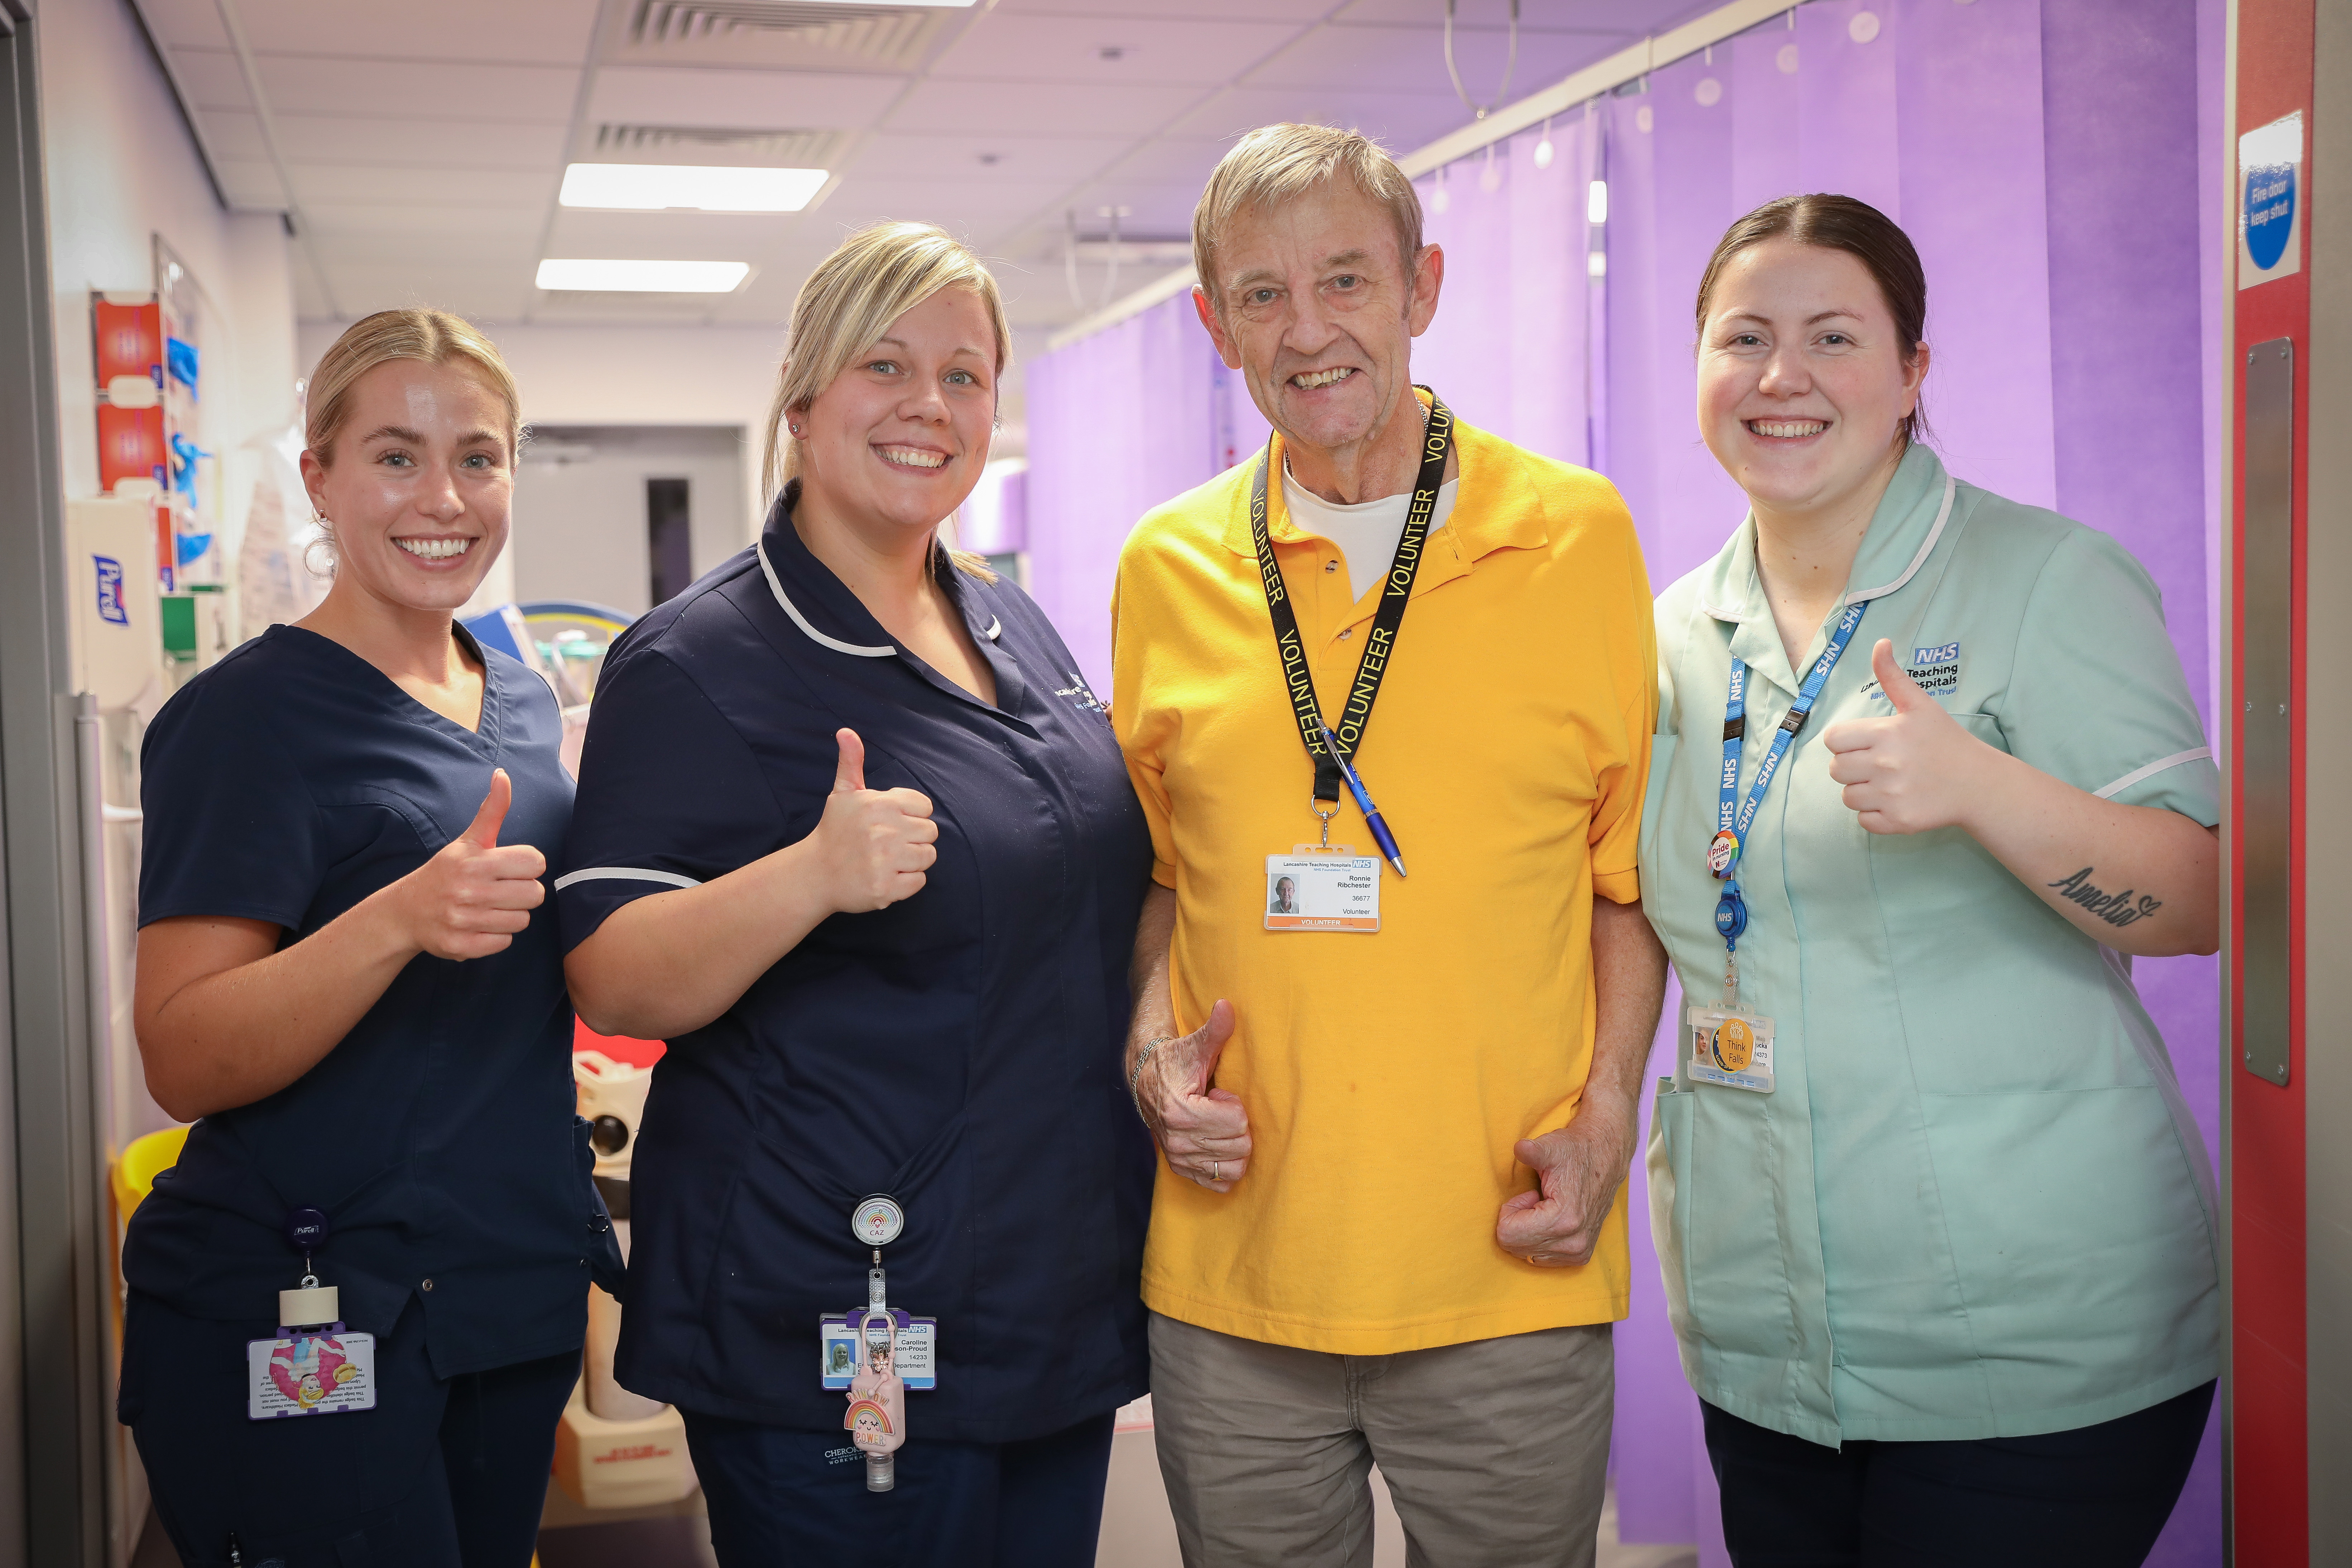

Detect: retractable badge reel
245,1207,377,1420
819,1196,937,1491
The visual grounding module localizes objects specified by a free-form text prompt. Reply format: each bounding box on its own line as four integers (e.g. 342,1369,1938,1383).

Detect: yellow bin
112,1125,188,1224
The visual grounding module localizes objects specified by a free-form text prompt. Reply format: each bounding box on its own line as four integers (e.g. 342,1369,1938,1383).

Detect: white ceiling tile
320,263,534,321
225,0,601,66
1019,180,1206,236
309,229,541,266
213,159,288,209
196,110,269,162
1166,86,1472,153
1251,22,1626,95
587,67,905,134
929,14,1312,88
134,0,231,52
841,131,1131,188
284,165,555,209
165,47,253,112
243,54,582,120
541,208,812,255
1080,133,1239,188
818,184,1079,244
990,0,1333,18
303,202,547,239
886,78,1202,138
272,115,572,170
1334,0,1715,27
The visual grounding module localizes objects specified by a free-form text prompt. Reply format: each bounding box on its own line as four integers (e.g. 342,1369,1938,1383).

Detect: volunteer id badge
820,1310,937,1391
246,1327,377,1419
1685,1003,1775,1093
1265,852,1380,932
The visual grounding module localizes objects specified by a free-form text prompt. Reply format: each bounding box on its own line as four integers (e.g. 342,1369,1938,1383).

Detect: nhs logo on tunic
93,555,128,625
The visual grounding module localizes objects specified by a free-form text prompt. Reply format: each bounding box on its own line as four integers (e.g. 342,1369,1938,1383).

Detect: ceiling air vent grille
593,124,842,166
630,0,937,65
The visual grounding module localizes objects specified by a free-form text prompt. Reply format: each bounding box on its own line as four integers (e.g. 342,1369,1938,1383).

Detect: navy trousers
1703,1381,2215,1568
121,1290,578,1568
682,1407,1115,1568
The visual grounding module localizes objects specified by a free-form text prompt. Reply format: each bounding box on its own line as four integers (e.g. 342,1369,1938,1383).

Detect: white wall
45,0,298,516
38,7,299,1565
299,319,787,547
513,425,748,617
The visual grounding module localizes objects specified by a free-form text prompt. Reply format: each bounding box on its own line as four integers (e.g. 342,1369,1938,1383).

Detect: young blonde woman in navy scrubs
560,223,1153,1567
124,311,620,1567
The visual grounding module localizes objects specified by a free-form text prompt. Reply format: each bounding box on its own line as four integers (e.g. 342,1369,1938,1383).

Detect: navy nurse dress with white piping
556,485,1154,1444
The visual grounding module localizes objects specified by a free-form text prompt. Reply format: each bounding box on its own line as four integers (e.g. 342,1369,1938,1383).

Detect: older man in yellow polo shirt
1111,124,1667,1568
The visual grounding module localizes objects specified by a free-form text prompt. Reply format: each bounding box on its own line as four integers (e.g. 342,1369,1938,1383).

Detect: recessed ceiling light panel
560,162,829,212
535,259,752,293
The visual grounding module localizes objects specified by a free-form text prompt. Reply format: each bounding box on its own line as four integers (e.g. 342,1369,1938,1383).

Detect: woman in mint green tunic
1641,196,2218,1567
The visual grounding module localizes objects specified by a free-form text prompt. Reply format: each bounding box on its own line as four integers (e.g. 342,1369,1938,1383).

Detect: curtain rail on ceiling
1044,0,1813,353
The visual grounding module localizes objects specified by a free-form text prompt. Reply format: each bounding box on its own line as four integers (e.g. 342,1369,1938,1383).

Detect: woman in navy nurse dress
120,311,619,1568
559,224,1153,1568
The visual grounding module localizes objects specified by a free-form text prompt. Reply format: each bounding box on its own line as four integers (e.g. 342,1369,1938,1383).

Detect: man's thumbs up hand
813,729,938,913
1821,639,1989,836
395,769,550,960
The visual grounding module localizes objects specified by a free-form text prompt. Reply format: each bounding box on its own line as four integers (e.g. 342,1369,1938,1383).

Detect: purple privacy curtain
1026,1,2222,1561
1024,296,1267,693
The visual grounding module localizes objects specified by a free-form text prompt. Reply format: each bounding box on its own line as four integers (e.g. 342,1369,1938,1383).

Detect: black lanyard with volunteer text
1249,388,1454,812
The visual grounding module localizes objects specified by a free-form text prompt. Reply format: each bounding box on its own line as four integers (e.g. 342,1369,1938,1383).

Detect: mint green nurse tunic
1641,445,2221,1445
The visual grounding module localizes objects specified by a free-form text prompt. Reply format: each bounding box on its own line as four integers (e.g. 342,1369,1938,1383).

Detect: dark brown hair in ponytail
1695,194,1931,447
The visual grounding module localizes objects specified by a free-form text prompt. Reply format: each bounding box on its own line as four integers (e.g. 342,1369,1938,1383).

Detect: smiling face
1195,178,1441,469
794,286,997,538
1696,238,1928,525
299,358,514,616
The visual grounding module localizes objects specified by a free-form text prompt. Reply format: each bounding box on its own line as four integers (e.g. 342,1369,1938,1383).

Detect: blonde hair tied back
303,308,523,570
762,221,1014,579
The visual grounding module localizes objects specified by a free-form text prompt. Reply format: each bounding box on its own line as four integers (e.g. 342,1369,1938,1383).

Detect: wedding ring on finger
1210,1160,1223,1182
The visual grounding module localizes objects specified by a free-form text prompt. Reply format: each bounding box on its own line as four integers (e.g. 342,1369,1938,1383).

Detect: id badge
1264,849,1380,932
246,1326,376,1419
1685,1003,1775,1094
819,1310,936,1391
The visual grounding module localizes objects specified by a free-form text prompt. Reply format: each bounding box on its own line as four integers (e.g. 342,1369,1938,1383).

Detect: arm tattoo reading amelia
2046,868,2164,927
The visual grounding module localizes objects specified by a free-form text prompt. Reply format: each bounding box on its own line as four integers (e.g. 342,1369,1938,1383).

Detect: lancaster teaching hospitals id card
1264,853,1381,932
1685,1004,1775,1094
246,1327,376,1419
819,1310,937,1391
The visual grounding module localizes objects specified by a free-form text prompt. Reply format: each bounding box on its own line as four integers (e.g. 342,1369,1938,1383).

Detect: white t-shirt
1281,465,1460,603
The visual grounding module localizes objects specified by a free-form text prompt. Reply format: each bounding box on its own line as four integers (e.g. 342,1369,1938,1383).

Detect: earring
790,424,802,437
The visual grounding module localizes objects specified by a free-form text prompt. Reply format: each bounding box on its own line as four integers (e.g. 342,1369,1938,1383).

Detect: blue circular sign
2246,160,2297,273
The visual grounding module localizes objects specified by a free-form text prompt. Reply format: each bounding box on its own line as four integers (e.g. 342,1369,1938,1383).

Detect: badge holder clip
826,1197,936,1491
247,1207,376,1420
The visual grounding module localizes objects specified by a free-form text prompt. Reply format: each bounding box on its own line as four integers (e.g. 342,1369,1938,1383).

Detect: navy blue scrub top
126,624,621,1379
557,486,1155,1445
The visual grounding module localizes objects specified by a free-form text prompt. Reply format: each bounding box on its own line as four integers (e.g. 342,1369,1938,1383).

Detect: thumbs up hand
395,769,550,959
1821,640,1992,836
812,729,938,912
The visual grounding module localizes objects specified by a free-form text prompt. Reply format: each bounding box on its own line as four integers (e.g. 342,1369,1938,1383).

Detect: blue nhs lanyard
1709,599,1869,951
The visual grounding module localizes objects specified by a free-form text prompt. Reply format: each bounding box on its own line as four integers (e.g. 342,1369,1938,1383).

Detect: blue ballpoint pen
1319,726,1407,878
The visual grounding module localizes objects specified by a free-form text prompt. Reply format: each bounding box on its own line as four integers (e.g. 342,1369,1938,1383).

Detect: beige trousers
1147,1310,1615,1568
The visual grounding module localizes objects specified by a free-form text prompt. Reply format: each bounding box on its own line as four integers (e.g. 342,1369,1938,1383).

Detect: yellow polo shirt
1110,410,1655,1354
